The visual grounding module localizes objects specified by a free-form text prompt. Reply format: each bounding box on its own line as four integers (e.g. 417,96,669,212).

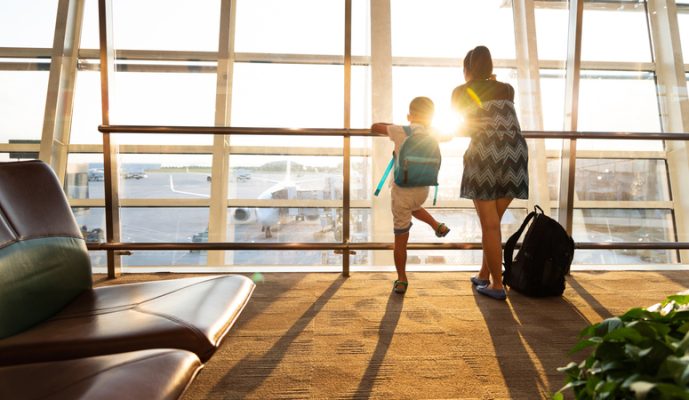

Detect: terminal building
1,1,689,399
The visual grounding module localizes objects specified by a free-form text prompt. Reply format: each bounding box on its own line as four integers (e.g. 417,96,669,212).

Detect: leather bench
0,160,255,398
0,349,202,400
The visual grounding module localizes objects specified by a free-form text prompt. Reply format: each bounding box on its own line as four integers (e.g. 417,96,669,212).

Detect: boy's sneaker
435,223,450,238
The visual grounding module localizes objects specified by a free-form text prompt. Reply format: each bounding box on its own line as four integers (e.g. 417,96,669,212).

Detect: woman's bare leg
476,198,512,281
474,198,513,290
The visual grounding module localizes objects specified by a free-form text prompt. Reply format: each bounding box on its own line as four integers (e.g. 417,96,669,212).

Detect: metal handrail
94,124,689,268
87,241,689,252
98,125,689,140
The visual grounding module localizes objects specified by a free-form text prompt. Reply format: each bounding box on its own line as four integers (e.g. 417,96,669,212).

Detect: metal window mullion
559,0,583,234
342,0,352,276
40,0,84,182
98,0,122,278
207,0,236,266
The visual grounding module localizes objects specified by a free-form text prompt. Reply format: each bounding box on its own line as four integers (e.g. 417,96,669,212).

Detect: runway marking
168,174,210,198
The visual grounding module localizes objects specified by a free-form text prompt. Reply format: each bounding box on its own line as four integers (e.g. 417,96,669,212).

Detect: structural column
512,0,549,212
98,0,122,277
208,0,237,266
370,0,393,267
559,0,584,233
647,0,689,262
40,0,84,183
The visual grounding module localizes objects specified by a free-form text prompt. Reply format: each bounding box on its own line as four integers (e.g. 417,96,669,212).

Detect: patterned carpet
95,270,689,399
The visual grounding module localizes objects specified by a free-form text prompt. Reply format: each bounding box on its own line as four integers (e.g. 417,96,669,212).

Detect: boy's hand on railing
371,123,392,135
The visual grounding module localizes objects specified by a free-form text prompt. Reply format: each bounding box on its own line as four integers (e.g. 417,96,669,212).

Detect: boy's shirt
384,123,438,156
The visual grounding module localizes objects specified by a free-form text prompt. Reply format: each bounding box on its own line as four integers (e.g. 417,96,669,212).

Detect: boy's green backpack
375,125,442,204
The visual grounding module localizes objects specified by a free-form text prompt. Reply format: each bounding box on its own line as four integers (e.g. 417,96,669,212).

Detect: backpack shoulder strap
402,125,413,137
503,206,542,270
374,157,395,196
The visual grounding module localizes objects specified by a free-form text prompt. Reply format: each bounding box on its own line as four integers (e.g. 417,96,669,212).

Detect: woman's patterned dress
451,79,529,200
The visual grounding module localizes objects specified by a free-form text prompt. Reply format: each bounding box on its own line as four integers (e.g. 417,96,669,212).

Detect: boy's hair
409,96,434,122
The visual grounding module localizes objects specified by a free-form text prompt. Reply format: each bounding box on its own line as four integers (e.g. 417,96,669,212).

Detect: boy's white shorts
391,185,429,235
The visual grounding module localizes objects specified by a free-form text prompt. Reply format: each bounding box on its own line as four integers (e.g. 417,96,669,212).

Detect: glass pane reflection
575,159,670,202
572,208,677,264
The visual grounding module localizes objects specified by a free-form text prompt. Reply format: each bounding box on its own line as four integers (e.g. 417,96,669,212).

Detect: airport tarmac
70,169,676,268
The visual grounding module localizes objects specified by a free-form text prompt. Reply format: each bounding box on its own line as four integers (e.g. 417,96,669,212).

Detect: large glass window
0,0,58,48
0,71,50,143
575,159,670,202
71,70,103,145
113,0,221,52
577,71,660,134
581,1,652,63
678,6,689,66
234,0,343,55
5,0,689,269
231,63,344,130
390,0,516,59
572,209,676,264
535,3,569,61
111,72,216,143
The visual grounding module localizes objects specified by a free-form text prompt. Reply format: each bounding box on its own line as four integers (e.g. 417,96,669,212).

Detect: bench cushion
0,349,202,400
0,161,92,339
0,274,255,365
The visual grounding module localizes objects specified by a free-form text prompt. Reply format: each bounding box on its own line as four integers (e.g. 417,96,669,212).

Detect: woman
451,45,529,300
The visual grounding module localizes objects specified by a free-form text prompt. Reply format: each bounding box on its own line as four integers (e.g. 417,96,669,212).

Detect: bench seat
0,274,254,365
0,349,202,400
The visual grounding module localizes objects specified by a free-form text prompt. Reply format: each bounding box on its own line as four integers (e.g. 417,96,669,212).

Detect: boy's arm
371,122,392,135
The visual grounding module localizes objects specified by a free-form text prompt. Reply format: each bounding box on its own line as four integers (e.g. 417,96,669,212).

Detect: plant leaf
571,337,603,354
629,381,655,398
666,294,689,307
605,327,644,344
597,317,624,335
649,382,689,399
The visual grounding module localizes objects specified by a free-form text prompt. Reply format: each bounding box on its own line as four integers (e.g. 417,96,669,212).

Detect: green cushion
0,237,92,339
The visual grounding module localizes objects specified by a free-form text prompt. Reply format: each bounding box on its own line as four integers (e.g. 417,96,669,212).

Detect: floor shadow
656,270,689,293
567,274,614,320
353,292,405,400
208,275,346,398
476,288,592,399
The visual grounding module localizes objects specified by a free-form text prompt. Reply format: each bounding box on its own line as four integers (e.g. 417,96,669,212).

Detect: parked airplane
171,161,342,239
230,161,341,238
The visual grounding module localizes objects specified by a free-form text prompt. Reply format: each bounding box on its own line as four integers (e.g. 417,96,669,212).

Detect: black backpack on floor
503,205,575,297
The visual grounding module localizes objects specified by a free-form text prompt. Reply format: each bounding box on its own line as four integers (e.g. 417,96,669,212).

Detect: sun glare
432,108,463,139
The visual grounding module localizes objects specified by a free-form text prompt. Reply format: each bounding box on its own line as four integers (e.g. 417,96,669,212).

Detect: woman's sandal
470,276,490,287
393,280,408,294
435,222,450,238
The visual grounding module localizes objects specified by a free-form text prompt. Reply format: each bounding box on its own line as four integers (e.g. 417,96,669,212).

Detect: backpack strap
503,206,543,271
374,157,395,196
375,126,410,196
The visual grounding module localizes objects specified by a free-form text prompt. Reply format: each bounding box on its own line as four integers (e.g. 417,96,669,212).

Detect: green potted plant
554,294,689,399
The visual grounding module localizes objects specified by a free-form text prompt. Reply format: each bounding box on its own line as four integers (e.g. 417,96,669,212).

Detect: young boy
371,96,450,294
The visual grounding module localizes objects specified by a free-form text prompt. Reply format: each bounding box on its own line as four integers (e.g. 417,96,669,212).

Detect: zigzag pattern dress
452,80,529,200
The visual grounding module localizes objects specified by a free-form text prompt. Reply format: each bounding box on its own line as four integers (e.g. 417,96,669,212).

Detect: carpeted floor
95,270,689,399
